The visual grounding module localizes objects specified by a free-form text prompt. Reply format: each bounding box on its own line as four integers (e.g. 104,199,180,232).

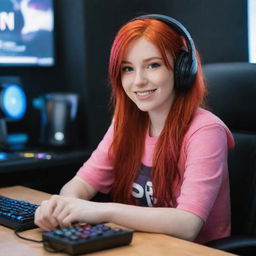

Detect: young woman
34,14,234,244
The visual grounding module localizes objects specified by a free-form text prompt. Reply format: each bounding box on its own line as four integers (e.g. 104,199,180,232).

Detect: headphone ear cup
174,50,188,91
174,50,197,91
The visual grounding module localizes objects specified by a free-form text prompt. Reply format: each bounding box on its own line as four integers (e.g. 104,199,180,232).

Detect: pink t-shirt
77,108,235,243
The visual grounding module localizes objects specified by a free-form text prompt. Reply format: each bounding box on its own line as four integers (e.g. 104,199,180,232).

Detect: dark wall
0,0,248,150
161,0,248,63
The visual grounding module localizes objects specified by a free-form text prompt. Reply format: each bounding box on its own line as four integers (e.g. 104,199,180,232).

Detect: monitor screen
0,0,54,66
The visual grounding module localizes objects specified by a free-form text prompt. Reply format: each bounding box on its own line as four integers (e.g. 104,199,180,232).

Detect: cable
14,228,65,253
14,228,43,243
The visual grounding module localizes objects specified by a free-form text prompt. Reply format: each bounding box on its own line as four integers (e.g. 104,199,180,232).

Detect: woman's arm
106,202,203,241
34,196,203,241
60,175,98,200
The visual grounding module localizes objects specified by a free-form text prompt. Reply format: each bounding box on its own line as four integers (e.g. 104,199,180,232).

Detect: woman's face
121,37,175,118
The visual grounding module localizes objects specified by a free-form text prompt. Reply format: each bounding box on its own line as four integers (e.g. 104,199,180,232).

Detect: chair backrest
203,62,256,236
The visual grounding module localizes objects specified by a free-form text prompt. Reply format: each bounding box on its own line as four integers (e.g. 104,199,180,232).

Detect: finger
52,200,67,227
56,207,72,228
62,214,75,228
36,198,58,230
52,199,66,218
34,205,54,231
43,195,63,228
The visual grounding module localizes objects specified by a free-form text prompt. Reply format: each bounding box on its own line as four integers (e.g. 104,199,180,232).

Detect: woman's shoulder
190,107,227,129
186,107,234,148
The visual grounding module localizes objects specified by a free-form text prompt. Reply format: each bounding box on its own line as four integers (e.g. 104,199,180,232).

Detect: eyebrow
121,57,163,64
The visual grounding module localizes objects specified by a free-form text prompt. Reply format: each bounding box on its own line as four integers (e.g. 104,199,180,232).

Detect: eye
121,66,133,72
147,63,161,69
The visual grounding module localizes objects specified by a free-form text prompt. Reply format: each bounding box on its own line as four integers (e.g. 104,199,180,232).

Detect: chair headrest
203,62,256,132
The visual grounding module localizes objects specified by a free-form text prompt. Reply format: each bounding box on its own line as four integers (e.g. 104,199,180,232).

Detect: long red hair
108,18,206,207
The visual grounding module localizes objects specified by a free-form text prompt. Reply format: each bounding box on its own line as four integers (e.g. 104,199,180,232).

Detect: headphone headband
133,14,196,59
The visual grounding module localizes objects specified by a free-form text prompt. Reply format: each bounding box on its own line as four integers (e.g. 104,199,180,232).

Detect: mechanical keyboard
43,223,133,255
0,195,38,231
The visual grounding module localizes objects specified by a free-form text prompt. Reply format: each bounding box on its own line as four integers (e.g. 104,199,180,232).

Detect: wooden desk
0,186,236,256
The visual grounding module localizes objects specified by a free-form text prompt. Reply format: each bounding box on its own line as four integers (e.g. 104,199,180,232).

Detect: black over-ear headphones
132,14,198,92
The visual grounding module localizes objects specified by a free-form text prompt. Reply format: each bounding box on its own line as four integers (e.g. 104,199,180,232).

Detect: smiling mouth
135,89,157,96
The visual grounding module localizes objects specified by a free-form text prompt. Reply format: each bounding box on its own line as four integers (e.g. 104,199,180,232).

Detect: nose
133,69,147,87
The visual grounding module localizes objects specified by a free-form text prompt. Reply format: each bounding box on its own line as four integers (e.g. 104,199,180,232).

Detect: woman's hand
34,195,109,231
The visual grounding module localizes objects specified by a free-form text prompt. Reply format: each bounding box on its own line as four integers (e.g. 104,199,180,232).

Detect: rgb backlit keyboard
0,195,38,231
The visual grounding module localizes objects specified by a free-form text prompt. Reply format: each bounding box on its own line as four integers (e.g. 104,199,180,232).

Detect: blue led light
0,152,7,160
1,84,27,120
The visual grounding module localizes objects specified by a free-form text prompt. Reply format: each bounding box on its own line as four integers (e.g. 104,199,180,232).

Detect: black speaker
38,93,78,147
132,14,198,91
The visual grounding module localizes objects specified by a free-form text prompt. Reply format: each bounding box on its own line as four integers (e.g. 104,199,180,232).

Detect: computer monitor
0,0,54,66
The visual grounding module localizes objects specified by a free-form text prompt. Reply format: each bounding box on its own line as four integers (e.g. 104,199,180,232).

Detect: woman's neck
148,111,169,137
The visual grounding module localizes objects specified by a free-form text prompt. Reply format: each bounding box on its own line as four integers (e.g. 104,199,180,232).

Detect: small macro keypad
42,223,133,255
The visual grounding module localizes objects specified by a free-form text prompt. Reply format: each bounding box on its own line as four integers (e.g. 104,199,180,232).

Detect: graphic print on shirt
132,164,154,206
